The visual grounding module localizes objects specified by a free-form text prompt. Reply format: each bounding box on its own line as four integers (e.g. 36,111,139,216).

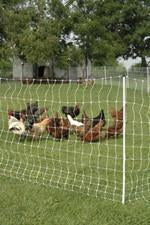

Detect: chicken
8,109,26,121
67,114,84,127
81,109,106,128
92,109,106,127
8,116,27,139
48,117,69,140
74,111,91,137
105,107,123,139
24,107,49,131
26,101,39,115
110,107,123,119
8,101,39,121
76,110,106,138
82,119,105,142
24,114,37,131
62,104,80,118
73,125,85,138
81,111,89,124
34,107,48,121
31,118,51,138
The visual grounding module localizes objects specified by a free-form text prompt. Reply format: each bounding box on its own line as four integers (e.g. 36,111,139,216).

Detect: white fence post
104,66,107,85
126,68,129,88
122,75,126,204
147,67,150,94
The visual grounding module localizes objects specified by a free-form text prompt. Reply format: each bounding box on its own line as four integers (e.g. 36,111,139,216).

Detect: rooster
62,104,80,118
31,118,51,138
81,109,106,128
92,109,106,127
76,110,106,138
82,119,105,142
105,107,123,138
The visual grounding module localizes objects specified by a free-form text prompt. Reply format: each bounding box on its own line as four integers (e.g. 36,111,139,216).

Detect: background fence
0,64,149,78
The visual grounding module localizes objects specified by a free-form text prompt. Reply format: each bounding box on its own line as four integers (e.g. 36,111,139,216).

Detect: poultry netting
0,76,149,203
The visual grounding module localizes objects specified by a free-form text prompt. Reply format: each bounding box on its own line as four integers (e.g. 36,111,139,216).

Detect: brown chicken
47,114,70,140
82,119,105,142
105,107,123,139
31,118,51,138
76,110,106,138
82,110,106,128
81,111,89,124
74,111,91,137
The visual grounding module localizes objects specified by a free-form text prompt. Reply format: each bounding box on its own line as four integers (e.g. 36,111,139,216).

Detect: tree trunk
85,54,88,79
51,58,55,79
141,56,147,67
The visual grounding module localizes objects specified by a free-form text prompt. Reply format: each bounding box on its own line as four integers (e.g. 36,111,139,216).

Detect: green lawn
0,175,150,225
0,77,149,224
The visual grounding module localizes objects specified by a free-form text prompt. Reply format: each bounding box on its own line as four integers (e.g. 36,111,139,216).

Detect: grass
0,77,149,224
0,176,150,225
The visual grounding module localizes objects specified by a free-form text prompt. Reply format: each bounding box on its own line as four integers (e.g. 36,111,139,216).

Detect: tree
0,0,28,69
108,0,150,67
9,1,74,67
91,0,126,65
2,0,149,75
0,4,8,68
66,0,126,73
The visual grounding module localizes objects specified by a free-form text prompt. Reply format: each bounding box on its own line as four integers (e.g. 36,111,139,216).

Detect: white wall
13,57,34,79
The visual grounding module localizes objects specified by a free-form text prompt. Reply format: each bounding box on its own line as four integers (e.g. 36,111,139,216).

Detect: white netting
0,76,149,203
125,78,150,202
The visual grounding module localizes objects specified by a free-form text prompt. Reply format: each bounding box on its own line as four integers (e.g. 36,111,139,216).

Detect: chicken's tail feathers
100,109,107,127
75,104,80,109
100,109,105,120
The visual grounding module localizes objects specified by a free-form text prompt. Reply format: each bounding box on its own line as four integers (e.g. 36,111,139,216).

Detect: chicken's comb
8,109,13,115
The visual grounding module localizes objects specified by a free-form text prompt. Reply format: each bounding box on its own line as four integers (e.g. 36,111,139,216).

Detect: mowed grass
0,78,149,225
0,176,150,225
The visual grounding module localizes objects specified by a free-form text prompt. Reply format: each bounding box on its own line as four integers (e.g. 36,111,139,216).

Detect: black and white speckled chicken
25,107,49,131
26,101,39,115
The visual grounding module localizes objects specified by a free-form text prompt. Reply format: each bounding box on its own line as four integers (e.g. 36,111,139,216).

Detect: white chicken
67,114,84,127
8,116,26,136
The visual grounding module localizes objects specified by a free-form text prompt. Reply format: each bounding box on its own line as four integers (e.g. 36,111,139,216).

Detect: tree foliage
107,0,150,66
0,0,149,69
